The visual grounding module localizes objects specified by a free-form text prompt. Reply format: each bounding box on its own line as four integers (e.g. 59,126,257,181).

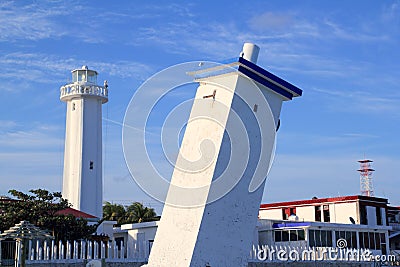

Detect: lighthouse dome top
71,66,98,84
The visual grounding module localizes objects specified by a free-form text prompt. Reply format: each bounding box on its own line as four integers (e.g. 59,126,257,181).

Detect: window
360,205,368,225
323,205,330,222
308,230,332,247
381,233,386,254
315,206,322,222
290,208,296,216
351,231,357,248
282,230,289,242
89,161,94,170
297,229,305,241
374,233,381,250
290,230,298,241
274,229,305,243
72,103,76,111
253,104,258,112
335,231,357,248
282,207,296,220
149,240,154,254
358,232,386,250
115,237,124,250
376,207,382,225
258,231,268,245
362,232,369,248
275,230,282,242
282,209,288,220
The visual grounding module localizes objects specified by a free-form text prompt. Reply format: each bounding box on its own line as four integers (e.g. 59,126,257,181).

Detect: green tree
102,201,126,225
125,202,157,223
0,189,98,242
102,201,158,225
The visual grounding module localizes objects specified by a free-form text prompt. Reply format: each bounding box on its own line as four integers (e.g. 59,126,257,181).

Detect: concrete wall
296,206,315,221
330,202,358,224
62,95,103,218
124,222,158,258
259,209,282,220
148,66,284,266
259,202,360,224
147,75,239,267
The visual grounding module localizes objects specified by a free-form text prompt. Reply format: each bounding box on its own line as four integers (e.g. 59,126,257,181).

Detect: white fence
24,239,147,263
6,241,396,265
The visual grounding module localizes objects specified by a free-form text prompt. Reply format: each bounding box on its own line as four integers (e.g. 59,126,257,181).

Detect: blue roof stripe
238,65,294,100
273,222,311,228
238,57,303,97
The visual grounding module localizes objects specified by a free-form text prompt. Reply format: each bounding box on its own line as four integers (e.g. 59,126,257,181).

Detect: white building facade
115,195,394,261
257,195,391,257
259,195,388,226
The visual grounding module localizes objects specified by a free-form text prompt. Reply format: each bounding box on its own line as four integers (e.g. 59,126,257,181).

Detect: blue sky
1,1,399,213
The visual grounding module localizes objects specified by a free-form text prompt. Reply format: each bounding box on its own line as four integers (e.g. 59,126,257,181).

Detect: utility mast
358,159,375,197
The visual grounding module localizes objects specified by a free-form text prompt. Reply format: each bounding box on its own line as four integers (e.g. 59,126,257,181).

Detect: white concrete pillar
146,43,302,267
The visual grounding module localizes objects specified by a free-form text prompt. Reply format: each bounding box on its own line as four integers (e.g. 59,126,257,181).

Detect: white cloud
311,87,400,115
0,120,18,131
0,1,75,42
0,123,63,150
324,20,388,42
0,52,153,91
248,12,293,32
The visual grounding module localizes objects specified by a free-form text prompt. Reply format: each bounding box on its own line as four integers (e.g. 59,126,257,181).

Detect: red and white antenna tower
357,159,375,197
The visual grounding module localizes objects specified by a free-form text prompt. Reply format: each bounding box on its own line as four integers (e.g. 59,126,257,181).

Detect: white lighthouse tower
60,66,108,218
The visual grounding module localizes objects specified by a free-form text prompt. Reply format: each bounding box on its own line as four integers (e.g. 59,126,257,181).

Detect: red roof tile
56,207,97,219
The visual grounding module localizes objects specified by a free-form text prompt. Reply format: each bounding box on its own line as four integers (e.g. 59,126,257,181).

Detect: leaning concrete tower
146,43,302,266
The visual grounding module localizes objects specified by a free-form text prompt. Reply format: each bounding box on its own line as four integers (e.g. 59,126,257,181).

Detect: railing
60,83,108,102
25,239,147,263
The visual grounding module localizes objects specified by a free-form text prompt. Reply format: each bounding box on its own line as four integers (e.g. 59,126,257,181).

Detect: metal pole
15,239,20,267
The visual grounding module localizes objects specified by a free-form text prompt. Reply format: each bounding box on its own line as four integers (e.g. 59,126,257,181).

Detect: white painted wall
62,92,104,218
259,209,282,220
123,222,159,258
147,60,286,266
97,220,117,238
147,73,239,267
296,206,315,221
329,202,358,224
259,201,362,224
